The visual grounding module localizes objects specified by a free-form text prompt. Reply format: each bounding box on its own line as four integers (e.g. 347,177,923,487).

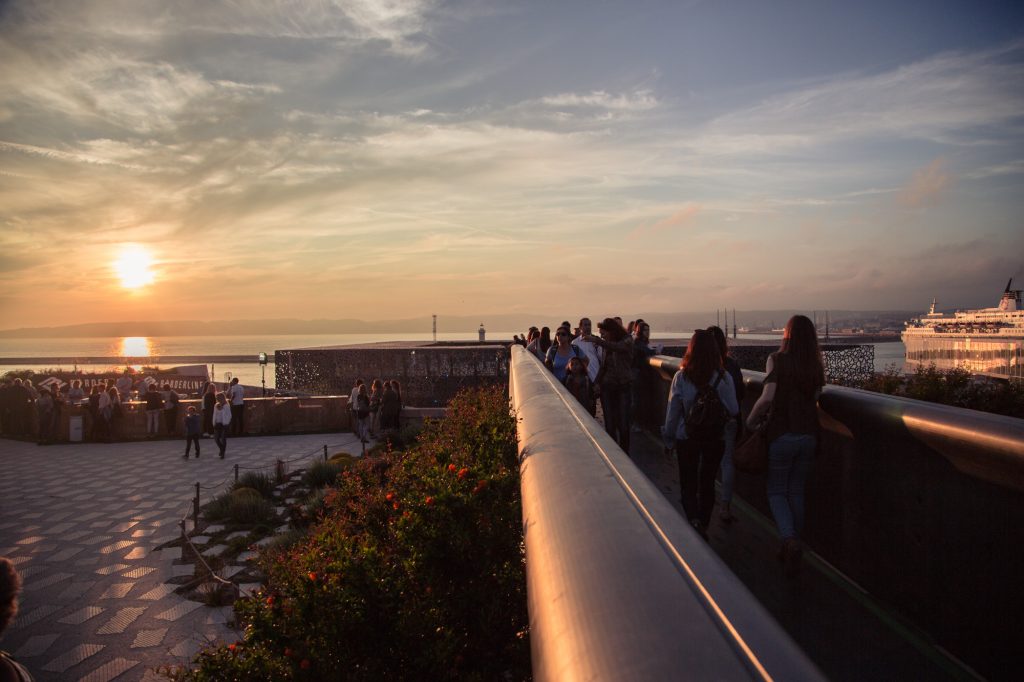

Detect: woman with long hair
202,382,216,437
587,318,635,452
707,325,746,522
746,315,825,576
662,329,739,537
539,327,553,356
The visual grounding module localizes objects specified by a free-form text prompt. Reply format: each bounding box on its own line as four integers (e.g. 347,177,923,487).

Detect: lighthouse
478,323,486,342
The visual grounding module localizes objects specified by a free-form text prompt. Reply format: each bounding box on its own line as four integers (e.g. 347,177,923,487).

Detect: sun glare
113,244,155,289
120,336,151,358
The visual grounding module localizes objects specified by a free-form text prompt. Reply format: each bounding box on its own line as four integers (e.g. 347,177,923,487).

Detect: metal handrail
650,355,1024,492
512,346,822,681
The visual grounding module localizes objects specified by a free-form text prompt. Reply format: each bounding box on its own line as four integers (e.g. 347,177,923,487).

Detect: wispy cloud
898,158,953,208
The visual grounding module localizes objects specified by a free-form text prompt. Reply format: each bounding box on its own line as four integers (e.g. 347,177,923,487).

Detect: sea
0,332,906,389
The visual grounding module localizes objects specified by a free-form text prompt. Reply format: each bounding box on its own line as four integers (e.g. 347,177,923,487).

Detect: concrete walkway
0,432,365,681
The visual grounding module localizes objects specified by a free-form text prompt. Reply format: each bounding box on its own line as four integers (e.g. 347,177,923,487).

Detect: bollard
193,481,200,529
234,463,239,483
323,445,328,463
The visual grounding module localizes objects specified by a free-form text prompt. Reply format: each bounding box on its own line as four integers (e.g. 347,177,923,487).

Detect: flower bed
174,385,529,680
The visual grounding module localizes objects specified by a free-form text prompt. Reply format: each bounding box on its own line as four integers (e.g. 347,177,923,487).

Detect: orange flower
300,658,311,670
385,492,395,502
392,501,400,510
457,467,469,480
265,595,274,606
228,643,237,652
425,496,434,506
447,463,457,473
307,572,317,582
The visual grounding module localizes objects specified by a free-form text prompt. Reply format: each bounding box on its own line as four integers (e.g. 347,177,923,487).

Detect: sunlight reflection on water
119,336,154,357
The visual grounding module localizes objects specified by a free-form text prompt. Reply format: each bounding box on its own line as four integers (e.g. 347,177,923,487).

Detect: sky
1,0,1023,329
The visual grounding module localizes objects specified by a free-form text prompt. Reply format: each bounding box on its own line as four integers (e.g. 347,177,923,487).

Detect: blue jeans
719,419,739,504
766,433,816,540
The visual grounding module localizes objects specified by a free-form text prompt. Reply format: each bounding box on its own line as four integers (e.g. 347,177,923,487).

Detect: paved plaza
0,431,364,681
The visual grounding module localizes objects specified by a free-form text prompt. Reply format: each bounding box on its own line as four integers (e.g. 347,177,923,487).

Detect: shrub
206,488,277,526
234,472,276,500
302,460,346,489
178,385,529,681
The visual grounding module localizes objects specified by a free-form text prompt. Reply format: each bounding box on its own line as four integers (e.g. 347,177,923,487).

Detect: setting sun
113,244,155,289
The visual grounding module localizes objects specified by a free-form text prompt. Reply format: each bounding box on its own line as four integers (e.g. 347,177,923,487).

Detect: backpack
685,371,729,440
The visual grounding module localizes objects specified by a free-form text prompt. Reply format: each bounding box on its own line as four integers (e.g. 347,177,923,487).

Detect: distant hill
0,310,917,338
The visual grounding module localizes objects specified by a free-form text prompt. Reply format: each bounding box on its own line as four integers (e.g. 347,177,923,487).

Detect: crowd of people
522,314,825,577
0,372,247,455
349,378,404,444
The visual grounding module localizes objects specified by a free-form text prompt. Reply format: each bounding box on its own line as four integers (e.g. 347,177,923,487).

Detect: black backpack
685,371,729,440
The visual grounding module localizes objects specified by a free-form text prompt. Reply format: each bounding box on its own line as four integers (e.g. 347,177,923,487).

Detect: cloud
628,204,700,240
898,158,953,208
964,160,1024,180
539,89,658,112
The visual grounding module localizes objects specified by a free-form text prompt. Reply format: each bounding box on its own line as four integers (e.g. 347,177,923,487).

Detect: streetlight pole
258,352,268,397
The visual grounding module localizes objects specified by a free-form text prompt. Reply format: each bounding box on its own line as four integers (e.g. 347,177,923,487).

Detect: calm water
0,332,905,388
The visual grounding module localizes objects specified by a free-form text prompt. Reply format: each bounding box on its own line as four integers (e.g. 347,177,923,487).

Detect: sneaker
719,503,736,523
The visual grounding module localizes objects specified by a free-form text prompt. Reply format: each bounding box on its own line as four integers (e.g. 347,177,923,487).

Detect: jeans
231,404,244,436
185,435,200,456
719,419,739,504
214,424,228,456
146,409,161,434
676,437,725,528
600,383,632,453
766,433,816,540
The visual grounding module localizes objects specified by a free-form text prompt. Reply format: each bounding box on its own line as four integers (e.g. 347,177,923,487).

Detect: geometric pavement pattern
0,431,362,681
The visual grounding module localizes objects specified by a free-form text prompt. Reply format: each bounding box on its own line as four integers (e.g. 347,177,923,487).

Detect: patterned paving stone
41,643,105,673
96,564,131,575
167,563,193,577
109,521,139,532
57,577,96,598
203,544,228,557
100,540,135,554
138,583,176,600
58,606,106,625
189,535,211,545
16,535,45,545
203,524,226,533
46,546,86,561
121,566,157,579
98,582,134,599
60,530,92,541
220,565,244,579
13,633,60,658
131,627,168,648
225,531,248,540
131,528,156,538
22,571,74,592
47,521,76,533
79,657,140,682
124,546,148,560
96,606,148,634
7,555,32,566
168,638,203,658
13,604,60,627
155,601,203,621
18,565,46,578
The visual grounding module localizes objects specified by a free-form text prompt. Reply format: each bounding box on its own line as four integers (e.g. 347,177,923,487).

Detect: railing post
323,445,328,462
234,463,239,483
193,481,200,529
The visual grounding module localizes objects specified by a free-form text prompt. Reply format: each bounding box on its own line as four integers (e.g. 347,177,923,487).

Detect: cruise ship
903,279,1023,380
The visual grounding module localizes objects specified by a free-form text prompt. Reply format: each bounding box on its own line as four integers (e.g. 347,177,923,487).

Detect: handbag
733,424,768,474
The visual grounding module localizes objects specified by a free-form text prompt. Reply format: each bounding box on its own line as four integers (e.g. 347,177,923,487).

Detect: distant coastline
0,310,918,338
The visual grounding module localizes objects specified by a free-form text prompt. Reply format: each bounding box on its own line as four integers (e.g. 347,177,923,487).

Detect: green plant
234,472,276,500
260,528,308,554
301,460,346,489
178,385,529,681
206,487,277,525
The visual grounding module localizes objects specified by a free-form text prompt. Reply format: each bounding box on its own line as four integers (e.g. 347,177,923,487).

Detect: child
184,405,201,459
563,356,596,416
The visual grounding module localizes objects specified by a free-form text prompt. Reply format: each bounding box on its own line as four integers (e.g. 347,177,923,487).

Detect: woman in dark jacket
708,325,745,522
746,315,825,576
202,382,216,437
587,318,634,453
